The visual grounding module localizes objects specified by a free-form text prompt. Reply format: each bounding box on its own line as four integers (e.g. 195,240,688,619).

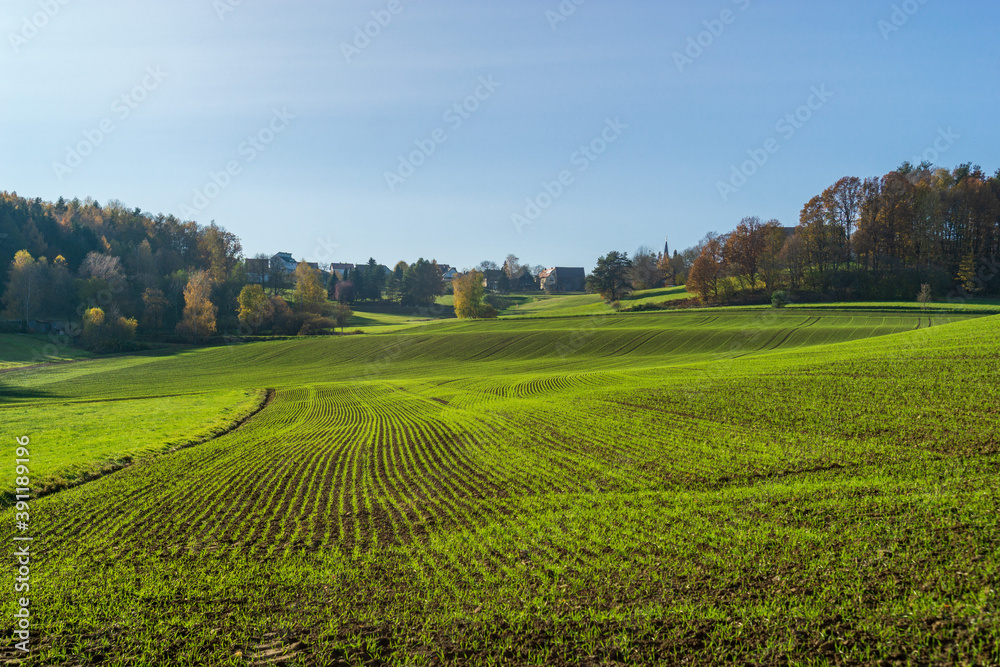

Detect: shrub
771,291,789,308
297,316,336,336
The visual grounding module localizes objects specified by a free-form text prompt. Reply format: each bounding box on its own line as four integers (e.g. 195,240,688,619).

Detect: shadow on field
0,384,56,405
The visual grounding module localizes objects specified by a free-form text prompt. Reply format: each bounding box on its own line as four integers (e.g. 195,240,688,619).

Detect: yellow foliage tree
177,270,217,341
453,270,496,319
2,250,42,325
293,262,328,314
82,307,106,348
237,284,274,333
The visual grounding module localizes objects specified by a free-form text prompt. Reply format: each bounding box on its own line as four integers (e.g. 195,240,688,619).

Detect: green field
0,389,267,499
497,286,692,318
0,334,92,370
2,307,998,665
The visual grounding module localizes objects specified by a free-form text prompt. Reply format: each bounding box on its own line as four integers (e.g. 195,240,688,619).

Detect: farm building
329,263,355,277
514,269,538,291
481,269,505,291
538,267,586,292
270,252,298,274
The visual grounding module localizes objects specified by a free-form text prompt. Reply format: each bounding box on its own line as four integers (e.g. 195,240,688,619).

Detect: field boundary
0,388,275,508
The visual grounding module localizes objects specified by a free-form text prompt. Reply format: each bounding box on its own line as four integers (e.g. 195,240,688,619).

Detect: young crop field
497,287,693,318
1,308,998,665
0,334,92,370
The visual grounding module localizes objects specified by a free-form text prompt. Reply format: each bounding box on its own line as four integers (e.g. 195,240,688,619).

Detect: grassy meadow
1,302,998,665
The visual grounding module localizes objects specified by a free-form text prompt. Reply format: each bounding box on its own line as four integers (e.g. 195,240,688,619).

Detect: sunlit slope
15,314,1000,556
3,314,998,664
1,310,973,404
0,389,267,500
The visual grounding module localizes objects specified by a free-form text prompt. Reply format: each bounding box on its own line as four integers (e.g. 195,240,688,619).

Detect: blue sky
2,0,998,270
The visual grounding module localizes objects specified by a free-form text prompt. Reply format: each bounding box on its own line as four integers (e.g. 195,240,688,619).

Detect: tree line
683,163,1000,303
1,192,246,349
0,190,461,345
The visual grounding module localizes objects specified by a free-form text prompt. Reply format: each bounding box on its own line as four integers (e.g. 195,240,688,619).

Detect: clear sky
2,0,998,270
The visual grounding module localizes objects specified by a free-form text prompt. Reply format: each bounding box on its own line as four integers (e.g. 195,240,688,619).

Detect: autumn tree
726,217,780,292
198,222,243,284
686,235,726,301
823,176,862,264
237,284,274,333
82,307,106,349
177,270,217,341
293,262,328,314
759,225,789,293
587,251,634,303
2,250,43,326
82,307,138,352
779,232,807,291
453,270,497,319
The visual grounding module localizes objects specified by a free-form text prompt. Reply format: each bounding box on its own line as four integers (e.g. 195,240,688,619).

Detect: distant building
247,253,326,283
514,269,538,291
328,263,355,278
539,267,586,292
270,252,297,274
245,258,269,283
353,263,392,277
441,267,460,283
482,269,505,291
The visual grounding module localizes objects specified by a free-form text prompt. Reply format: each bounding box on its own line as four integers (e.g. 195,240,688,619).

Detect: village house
514,268,538,291
440,266,460,283
538,267,586,292
328,263,355,277
481,269,505,291
245,253,327,284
